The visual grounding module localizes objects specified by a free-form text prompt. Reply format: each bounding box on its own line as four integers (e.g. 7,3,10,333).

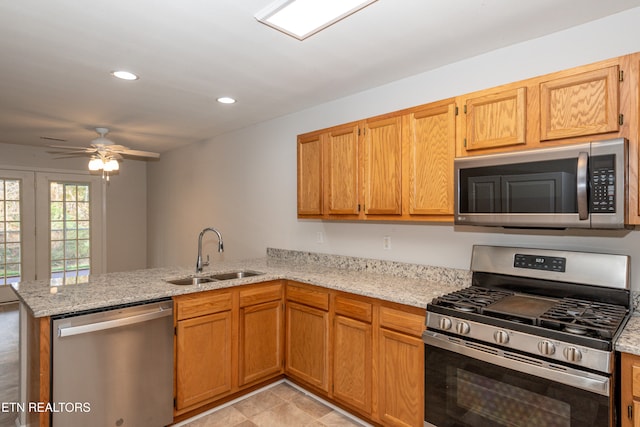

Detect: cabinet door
621,352,640,427
464,87,526,152
175,311,232,410
364,116,402,215
285,301,329,392
378,328,424,427
239,300,284,386
407,102,456,215
540,65,619,141
297,133,323,216
333,315,372,414
326,124,360,215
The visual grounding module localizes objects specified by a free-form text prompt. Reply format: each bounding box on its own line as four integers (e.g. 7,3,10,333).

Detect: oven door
423,331,613,427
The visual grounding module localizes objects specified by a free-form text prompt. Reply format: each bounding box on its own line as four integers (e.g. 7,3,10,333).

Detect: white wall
147,7,640,290
0,142,148,273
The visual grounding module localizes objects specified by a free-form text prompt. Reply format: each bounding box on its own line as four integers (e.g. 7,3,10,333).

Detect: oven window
425,345,610,427
454,369,569,426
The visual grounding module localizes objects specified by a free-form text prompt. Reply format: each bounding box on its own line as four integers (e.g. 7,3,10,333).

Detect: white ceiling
1,0,640,154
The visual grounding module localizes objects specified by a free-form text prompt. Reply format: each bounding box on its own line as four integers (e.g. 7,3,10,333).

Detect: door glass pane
0,179,22,285
50,182,90,284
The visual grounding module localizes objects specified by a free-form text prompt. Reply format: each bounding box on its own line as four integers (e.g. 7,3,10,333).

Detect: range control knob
456,321,470,335
537,340,556,356
493,330,509,344
563,346,582,362
438,317,452,331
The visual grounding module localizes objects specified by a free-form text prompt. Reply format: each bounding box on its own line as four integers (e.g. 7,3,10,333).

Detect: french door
0,170,104,302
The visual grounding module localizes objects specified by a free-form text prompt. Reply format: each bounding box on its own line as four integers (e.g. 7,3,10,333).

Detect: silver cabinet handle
577,151,589,220
58,307,173,338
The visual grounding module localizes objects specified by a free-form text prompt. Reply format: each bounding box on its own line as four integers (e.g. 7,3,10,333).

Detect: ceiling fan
49,127,160,180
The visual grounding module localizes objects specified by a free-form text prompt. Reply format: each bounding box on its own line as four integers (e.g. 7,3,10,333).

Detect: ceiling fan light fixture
103,159,120,172
111,70,139,81
255,0,377,40
88,157,104,171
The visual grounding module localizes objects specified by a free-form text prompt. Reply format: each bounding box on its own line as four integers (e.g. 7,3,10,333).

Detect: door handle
58,306,173,338
577,151,589,220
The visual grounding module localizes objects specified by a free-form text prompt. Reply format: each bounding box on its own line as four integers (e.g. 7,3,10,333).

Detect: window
36,173,104,286
0,178,22,285
49,182,92,283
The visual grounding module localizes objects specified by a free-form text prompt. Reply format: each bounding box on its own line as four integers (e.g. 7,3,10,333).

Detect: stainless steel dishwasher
51,299,174,427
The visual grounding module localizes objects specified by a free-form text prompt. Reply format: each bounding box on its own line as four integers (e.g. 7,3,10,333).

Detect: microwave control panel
591,154,616,213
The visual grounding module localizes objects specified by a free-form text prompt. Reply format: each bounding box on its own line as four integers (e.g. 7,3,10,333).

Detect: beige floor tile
269,383,304,402
232,390,286,419
183,406,248,427
291,393,333,419
317,411,364,426
250,401,317,427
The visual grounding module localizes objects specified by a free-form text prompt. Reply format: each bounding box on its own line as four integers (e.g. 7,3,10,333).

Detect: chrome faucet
196,227,224,273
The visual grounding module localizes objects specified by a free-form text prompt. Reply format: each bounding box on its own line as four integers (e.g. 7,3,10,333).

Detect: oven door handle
577,151,589,220
422,330,610,396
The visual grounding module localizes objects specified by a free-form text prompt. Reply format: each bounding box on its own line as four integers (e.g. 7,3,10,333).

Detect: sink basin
207,270,264,281
165,276,215,286
165,270,264,285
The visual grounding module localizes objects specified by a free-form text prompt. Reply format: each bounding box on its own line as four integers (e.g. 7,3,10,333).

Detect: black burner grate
539,298,628,339
431,287,512,313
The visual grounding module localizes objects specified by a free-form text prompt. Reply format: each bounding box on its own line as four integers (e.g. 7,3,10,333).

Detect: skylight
255,0,377,40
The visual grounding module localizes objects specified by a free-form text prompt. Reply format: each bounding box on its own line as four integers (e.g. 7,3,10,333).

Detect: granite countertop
615,315,640,355
11,248,471,318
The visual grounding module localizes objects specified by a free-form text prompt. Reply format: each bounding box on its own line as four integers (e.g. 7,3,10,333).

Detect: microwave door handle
577,151,589,220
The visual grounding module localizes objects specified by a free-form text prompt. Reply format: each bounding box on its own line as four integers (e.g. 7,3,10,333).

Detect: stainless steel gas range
422,245,631,427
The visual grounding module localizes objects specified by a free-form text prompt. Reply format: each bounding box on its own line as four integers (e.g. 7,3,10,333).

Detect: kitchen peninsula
12,248,470,427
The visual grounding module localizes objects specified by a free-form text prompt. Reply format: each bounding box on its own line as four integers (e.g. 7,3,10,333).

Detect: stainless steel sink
207,270,264,281
165,276,215,286
165,270,263,285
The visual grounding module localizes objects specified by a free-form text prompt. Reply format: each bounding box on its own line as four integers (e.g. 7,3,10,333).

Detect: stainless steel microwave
454,138,627,229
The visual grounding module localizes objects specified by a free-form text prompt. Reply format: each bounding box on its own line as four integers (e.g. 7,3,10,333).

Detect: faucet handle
203,254,210,267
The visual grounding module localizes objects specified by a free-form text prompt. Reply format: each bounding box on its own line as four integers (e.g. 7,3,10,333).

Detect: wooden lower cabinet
175,281,425,426
333,314,373,415
175,310,233,410
238,286,284,386
378,327,424,427
621,352,640,427
285,300,330,392
174,282,284,417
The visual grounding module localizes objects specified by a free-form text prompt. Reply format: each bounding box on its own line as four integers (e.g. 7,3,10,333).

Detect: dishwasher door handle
58,306,173,338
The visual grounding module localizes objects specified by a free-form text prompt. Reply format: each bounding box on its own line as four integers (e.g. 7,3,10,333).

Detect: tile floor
177,382,367,427
0,302,19,427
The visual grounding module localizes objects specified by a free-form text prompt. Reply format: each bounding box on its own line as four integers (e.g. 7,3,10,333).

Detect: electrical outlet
316,231,324,244
383,236,391,250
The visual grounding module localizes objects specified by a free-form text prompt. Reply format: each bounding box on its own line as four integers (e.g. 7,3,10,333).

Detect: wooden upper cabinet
406,101,456,216
326,124,360,215
363,116,402,215
463,87,527,152
540,65,619,141
297,132,323,216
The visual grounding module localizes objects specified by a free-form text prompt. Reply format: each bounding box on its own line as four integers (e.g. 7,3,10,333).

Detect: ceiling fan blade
49,144,95,152
116,149,160,159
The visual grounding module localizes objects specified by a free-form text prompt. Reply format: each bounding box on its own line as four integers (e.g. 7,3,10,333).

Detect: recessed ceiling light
111,70,139,81
255,0,377,40
217,97,237,104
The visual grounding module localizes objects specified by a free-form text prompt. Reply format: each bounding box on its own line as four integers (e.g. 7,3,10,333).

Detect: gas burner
431,287,512,314
539,298,628,339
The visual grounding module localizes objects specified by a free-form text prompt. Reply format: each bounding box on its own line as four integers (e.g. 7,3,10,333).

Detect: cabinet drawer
239,282,282,308
379,306,425,337
335,295,372,323
286,283,329,311
175,291,233,321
